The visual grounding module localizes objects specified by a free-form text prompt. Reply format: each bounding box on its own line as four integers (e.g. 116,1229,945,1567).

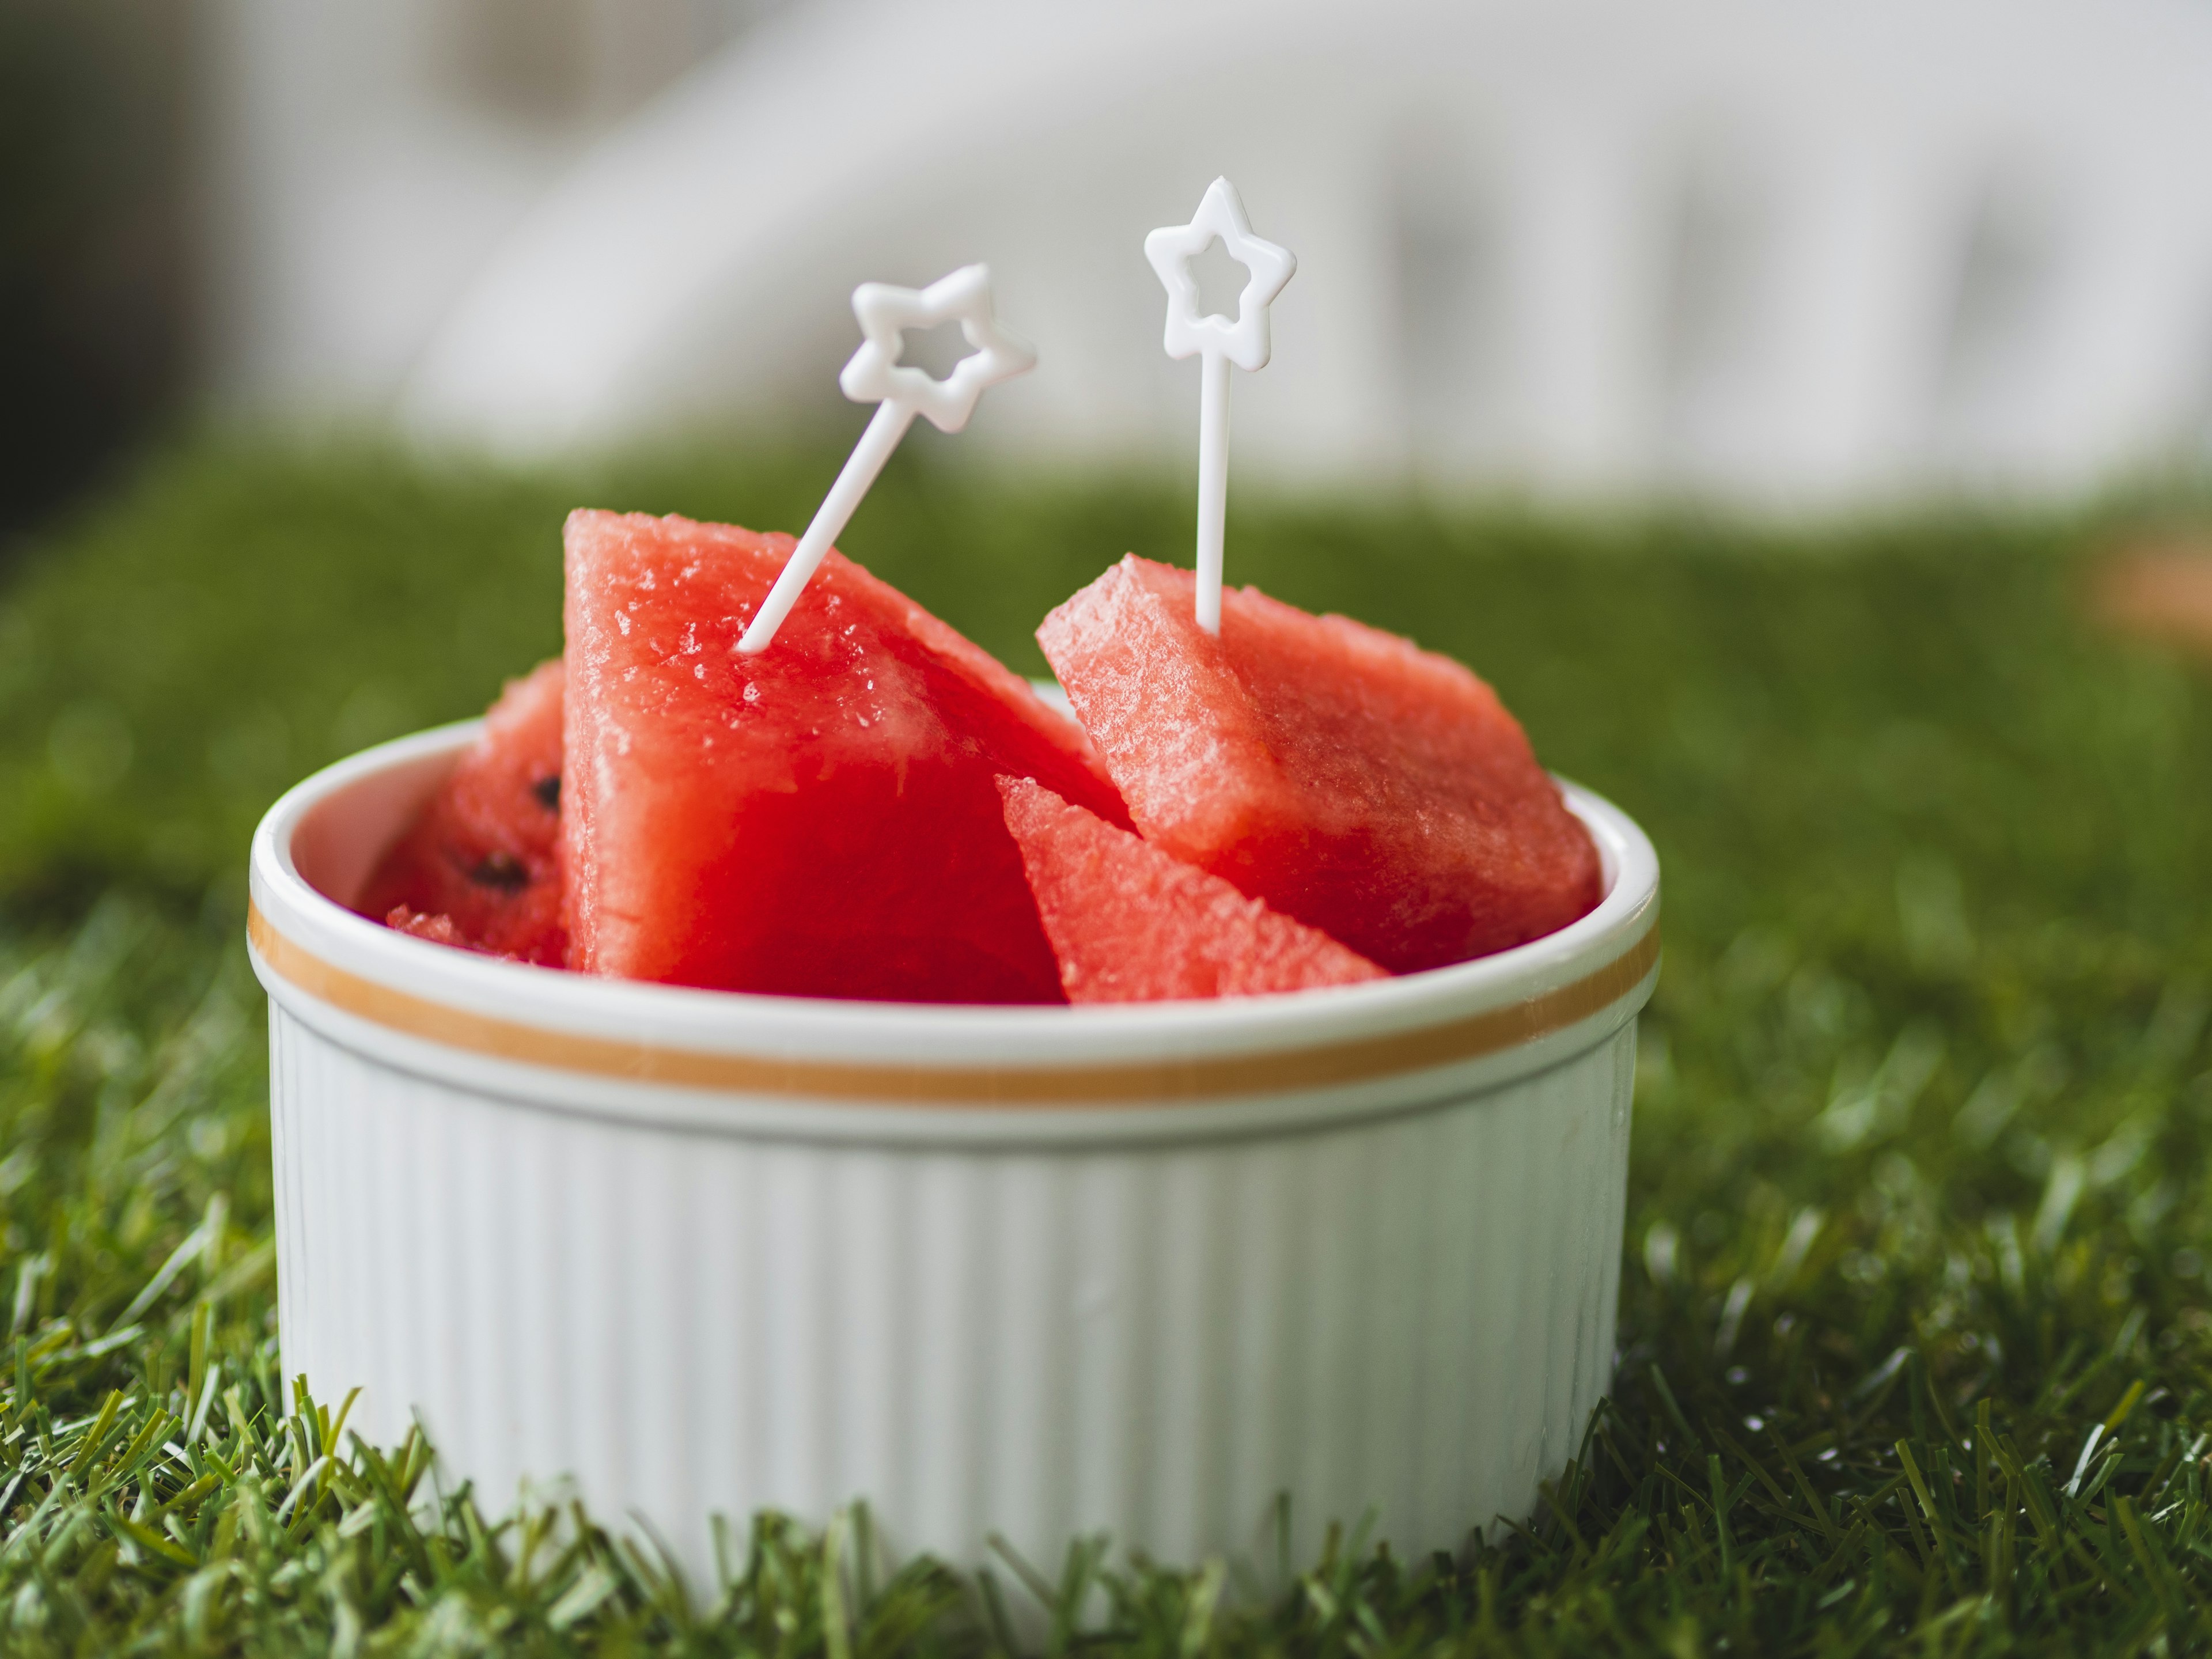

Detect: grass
0,435,2209,1653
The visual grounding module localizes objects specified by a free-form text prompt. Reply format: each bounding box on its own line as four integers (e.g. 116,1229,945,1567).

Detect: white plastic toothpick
739,264,1035,654
1144,178,1296,635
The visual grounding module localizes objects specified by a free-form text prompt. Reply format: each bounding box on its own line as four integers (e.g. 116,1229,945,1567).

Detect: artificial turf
0,438,2208,1654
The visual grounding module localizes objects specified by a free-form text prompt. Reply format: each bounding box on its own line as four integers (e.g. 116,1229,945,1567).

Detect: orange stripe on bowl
249,903,1658,1105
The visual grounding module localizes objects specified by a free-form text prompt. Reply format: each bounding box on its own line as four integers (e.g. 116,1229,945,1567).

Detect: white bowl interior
293,737,459,911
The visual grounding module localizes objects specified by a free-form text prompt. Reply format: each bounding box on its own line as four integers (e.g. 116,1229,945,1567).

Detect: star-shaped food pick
1145,179,1296,634
1145,177,1297,373
838,264,1036,434
740,265,1035,654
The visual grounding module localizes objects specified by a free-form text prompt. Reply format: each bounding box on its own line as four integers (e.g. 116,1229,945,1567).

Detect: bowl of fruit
249,506,1658,1589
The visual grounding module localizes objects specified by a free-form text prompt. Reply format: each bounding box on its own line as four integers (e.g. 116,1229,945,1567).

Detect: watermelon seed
465,853,529,893
531,775,559,812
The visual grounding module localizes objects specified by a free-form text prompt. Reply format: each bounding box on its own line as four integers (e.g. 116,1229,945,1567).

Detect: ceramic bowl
248,719,1658,1586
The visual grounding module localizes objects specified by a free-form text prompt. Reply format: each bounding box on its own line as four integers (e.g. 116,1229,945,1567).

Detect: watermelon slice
358,658,567,965
1037,556,1603,973
563,511,1127,1003
998,775,1385,1002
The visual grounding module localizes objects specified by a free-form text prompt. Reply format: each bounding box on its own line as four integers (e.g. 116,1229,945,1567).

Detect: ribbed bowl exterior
252,722,1657,1589
269,1012,1633,1581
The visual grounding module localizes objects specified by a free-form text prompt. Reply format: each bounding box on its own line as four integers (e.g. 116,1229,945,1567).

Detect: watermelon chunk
358,659,567,965
384,906,470,949
383,905,526,963
1037,556,1603,973
998,775,1385,1002
563,511,1127,1003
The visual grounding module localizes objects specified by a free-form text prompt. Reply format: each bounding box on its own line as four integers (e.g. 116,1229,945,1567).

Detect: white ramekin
249,719,1658,1586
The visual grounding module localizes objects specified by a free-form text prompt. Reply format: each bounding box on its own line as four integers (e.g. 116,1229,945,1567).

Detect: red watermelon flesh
998,775,1385,1002
385,906,469,949
563,510,1128,1003
358,658,567,965
1037,555,1603,973
384,905,525,963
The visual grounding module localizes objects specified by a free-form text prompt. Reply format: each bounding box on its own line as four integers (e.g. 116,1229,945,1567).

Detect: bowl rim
249,720,1659,1105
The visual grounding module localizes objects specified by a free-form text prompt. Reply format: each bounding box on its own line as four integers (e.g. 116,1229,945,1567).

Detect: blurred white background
28,0,2212,517
202,0,776,425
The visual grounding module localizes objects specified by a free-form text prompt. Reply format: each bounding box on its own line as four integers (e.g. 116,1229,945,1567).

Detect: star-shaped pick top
838,263,1036,433
1144,178,1297,373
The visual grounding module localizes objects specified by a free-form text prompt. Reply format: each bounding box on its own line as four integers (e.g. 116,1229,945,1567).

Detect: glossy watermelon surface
563,510,1127,1002
1037,555,1603,973
998,775,1385,1002
358,658,567,965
